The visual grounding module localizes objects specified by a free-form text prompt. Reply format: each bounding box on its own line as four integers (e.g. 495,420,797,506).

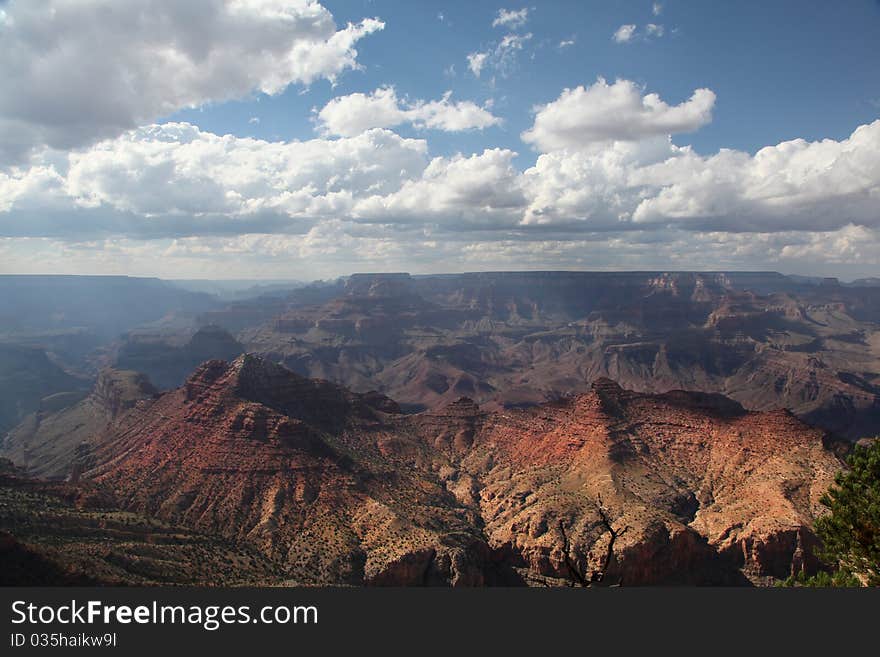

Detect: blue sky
0,1,879,280
172,0,880,163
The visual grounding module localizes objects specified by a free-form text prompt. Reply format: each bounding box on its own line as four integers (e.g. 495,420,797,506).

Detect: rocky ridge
232,272,880,439
59,355,847,586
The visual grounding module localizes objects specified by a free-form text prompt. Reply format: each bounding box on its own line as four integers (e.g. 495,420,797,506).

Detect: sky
0,0,878,281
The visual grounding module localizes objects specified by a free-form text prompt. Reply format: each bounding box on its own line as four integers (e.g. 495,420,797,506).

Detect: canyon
1,271,877,585
1,354,847,585
227,272,880,440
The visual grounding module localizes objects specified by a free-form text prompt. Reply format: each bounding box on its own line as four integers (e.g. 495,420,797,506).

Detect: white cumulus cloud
630,120,880,231
0,123,427,238
315,87,501,137
0,0,384,162
353,149,525,226
1,72,879,277
521,78,716,152
3,112,879,242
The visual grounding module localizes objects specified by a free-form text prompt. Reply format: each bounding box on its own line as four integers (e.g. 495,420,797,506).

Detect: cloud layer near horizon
4,91,878,239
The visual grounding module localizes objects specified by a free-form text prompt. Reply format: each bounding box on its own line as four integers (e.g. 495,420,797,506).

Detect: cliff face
92,368,156,420
236,272,880,440
114,325,244,390
77,356,842,586
407,379,840,584
0,369,156,480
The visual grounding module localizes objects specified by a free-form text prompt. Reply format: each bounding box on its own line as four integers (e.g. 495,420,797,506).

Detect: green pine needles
782,439,880,587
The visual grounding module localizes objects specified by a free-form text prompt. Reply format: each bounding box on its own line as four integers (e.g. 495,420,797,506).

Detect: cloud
517,117,880,234
0,0,383,162
1,75,879,277
0,123,428,238
520,137,680,228
630,120,880,231
492,8,530,29
467,32,533,78
653,2,663,16
0,2,875,278
613,23,665,43
776,225,878,264
7,223,880,280
500,33,532,51
613,24,637,43
521,78,716,152
3,111,879,243
558,38,576,49
467,52,490,77
353,149,525,226
314,87,501,136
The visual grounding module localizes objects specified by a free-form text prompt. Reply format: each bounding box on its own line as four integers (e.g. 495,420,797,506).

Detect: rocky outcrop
394,378,842,585
92,368,157,419
84,355,489,586
64,357,845,586
0,368,156,480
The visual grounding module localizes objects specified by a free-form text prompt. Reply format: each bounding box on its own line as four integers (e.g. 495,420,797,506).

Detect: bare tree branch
558,520,587,587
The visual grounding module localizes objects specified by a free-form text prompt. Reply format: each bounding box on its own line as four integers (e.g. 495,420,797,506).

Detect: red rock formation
87,355,489,585
75,356,843,586
413,378,841,584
